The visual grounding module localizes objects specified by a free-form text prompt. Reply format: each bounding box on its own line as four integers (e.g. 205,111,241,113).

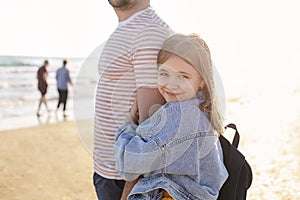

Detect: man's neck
114,3,150,22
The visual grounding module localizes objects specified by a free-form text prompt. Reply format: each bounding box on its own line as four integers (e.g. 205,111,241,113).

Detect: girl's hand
130,99,139,124
125,99,139,124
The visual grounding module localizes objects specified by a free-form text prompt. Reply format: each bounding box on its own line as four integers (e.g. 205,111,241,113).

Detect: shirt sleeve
131,24,170,89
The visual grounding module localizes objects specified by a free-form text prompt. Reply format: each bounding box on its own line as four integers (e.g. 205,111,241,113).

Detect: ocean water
0,56,89,130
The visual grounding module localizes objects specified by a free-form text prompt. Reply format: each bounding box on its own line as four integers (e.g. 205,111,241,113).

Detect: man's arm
136,87,165,123
121,23,170,199
119,88,164,199
67,70,73,86
43,71,48,84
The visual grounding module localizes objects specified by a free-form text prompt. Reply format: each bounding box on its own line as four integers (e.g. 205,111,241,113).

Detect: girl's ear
199,80,205,90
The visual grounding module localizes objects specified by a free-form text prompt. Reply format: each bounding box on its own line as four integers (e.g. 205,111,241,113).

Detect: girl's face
158,55,204,103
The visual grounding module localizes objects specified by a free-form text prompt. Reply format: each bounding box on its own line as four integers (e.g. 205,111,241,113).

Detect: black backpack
218,123,253,200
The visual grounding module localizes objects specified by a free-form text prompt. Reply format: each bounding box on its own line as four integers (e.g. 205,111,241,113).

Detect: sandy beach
225,88,300,199
0,121,97,200
1,88,300,199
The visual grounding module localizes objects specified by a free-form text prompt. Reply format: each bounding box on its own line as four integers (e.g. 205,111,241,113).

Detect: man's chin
108,0,136,10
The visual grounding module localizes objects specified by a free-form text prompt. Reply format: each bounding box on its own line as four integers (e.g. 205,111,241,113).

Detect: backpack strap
218,132,246,200
224,123,240,148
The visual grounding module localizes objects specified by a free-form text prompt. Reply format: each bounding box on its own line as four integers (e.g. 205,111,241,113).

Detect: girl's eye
179,74,189,79
159,72,168,77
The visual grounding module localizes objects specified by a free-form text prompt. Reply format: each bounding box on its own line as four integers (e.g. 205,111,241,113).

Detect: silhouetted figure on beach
56,59,72,117
36,60,50,117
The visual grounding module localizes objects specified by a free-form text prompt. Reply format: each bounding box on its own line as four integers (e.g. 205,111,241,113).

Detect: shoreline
0,110,74,132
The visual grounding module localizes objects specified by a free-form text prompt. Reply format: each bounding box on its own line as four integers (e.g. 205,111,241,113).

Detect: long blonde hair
157,33,224,134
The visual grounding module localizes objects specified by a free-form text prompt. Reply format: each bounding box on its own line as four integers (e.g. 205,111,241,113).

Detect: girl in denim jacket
114,33,228,200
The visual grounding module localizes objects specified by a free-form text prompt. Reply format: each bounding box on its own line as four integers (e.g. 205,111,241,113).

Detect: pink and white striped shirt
94,7,172,179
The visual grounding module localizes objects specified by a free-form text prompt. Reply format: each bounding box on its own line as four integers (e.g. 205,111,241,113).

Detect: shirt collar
118,6,150,27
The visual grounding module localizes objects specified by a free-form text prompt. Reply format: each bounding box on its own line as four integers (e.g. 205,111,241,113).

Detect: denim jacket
114,98,228,200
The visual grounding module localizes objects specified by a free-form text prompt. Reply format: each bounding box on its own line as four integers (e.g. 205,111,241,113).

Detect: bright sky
1,0,299,96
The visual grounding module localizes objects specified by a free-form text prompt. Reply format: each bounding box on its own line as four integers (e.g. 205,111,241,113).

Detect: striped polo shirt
94,7,172,179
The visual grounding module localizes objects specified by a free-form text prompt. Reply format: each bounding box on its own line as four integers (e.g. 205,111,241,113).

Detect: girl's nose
166,78,179,89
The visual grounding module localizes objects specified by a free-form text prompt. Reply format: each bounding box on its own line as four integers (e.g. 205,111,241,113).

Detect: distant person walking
37,60,50,116
56,60,72,117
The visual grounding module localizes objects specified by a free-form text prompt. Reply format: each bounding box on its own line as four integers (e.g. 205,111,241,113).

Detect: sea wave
0,82,36,89
0,56,84,67
0,56,43,67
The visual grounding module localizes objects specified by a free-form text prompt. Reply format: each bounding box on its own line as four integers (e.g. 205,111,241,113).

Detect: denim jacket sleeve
114,100,215,181
114,121,165,181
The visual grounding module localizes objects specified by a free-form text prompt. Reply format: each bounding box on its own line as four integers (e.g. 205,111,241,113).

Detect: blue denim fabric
114,98,228,200
93,172,125,200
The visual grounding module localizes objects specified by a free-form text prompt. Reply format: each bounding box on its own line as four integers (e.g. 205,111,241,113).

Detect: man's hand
121,179,139,200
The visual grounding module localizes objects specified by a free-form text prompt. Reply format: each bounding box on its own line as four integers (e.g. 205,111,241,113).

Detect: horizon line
0,54,86,59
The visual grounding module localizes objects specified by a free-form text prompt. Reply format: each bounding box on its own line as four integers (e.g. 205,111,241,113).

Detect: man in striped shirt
93,0,172,199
